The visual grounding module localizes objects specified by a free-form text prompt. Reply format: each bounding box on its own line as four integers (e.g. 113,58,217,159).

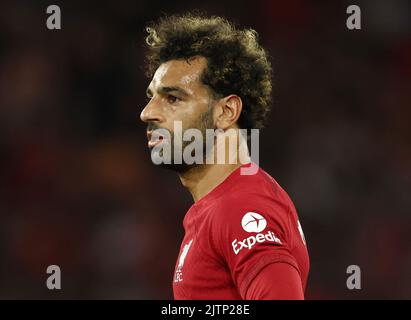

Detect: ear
214,94,243,130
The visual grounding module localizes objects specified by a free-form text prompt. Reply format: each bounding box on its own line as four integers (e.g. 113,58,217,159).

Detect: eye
167,95,181,104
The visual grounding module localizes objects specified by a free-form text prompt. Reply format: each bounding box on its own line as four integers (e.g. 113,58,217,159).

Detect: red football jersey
172,164,309,299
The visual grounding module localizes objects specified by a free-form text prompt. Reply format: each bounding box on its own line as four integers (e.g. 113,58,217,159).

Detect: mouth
147,131,166,148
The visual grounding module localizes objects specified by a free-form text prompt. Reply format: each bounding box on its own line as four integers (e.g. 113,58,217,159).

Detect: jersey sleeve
245,262,304,299
210,193,302,299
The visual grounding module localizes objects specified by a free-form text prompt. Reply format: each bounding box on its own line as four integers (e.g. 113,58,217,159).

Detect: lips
147,131,165,148
148,137,164,148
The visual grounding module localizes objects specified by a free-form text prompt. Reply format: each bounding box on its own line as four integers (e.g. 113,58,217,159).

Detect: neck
179,163,243,202
179,127,251,202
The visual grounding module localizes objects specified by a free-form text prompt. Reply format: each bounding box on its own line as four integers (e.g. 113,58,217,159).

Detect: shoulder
209,167,294,234
212,167,293,217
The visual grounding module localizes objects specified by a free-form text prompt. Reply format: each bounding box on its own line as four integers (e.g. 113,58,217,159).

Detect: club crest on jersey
174,239,193,282
232,212,282,254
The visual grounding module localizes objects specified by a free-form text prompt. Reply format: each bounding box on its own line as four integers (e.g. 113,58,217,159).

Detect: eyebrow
146,86,190,97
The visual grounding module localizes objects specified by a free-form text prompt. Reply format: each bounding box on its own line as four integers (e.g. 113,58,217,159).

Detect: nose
140,98,163,124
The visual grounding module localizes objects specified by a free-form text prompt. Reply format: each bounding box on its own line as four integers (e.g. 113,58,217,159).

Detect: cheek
159,101,178,126
163,97,210,130
183,102,216,130
183,100,211,128
158,103,189,134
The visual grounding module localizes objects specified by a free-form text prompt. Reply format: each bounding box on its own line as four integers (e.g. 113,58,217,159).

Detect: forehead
150,57,207,90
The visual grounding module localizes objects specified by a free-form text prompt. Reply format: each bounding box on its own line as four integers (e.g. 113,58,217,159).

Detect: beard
147,105,215,174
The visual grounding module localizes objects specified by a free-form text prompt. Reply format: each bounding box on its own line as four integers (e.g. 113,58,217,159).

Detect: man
140,13,309,299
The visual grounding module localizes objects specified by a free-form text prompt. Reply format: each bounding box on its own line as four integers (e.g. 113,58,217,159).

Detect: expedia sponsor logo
232,212,283,255
232,230,282,255
241,212,267,233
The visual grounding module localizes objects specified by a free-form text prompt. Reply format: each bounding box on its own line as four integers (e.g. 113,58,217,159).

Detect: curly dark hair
144,13,272,130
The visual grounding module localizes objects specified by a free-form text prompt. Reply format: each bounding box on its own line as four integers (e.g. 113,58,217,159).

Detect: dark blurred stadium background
0,0,410,299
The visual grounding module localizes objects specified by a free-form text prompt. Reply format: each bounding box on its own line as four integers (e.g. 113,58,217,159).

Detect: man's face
140,56,216,171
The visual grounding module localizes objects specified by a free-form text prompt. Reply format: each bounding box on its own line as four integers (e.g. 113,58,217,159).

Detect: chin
155,162,200,174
